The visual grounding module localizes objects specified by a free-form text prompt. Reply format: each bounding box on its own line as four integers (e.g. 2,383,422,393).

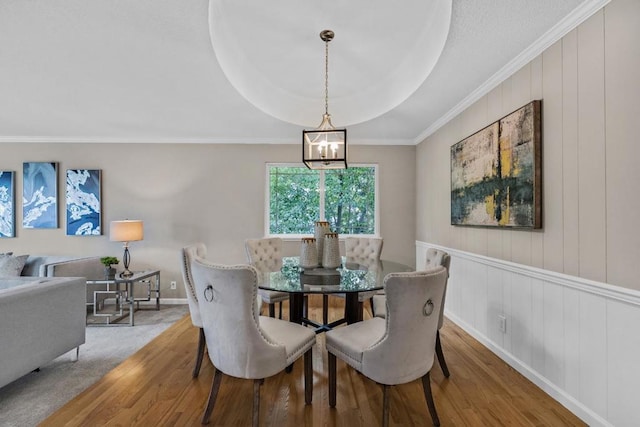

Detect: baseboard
416,240,637,427
444,310,612,427
100,298,188,306
136,298,187,306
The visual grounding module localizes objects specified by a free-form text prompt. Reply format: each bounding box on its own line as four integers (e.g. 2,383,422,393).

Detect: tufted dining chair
324,237,383,324
244,237,289,319
373,248,452,377
180,243,208,378
190,259,316,426
326,267,448,426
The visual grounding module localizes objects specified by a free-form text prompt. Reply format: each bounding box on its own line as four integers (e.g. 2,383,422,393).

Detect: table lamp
110,220,144,278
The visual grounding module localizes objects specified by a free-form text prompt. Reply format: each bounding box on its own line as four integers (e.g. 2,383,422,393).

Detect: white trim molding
137,298,188,306
413,0,612,144
417,240,638,427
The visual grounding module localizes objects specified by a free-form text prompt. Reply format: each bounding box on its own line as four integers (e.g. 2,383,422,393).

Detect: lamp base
120,246,134,278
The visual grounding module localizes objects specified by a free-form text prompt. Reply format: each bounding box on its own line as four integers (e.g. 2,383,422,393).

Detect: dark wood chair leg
421,372,440,426
304,348,313,404
369,297,375,317
435,330,450,378
382,384,390,427
253,379,261,427
193,328,206,378
278,301,283,319
269,303,275,318
201,369,223,425
328,352,337,407
323,294,329,325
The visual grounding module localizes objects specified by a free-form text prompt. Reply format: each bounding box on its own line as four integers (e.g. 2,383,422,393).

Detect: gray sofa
22,255,103,279
21,255,104,303
0,277,86,389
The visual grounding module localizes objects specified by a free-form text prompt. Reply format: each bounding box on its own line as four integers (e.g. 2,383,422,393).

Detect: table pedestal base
289,293,362,334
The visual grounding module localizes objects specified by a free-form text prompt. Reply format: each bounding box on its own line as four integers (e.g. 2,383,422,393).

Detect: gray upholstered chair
373,248,452,377
245,237,289,319
180,243,208,378
326,267,448,426
190,259,316,426
325,237,383,324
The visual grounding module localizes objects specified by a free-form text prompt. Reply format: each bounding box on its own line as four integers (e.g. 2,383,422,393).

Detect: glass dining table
258,257,413,333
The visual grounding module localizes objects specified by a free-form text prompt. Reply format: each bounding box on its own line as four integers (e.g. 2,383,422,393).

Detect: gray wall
1,143,416,298
416,0,640,291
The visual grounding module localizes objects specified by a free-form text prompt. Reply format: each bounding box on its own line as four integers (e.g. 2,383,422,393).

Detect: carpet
0,305,189,427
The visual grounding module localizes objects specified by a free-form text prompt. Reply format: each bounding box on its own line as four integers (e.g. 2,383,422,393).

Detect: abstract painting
66,169,101,236
23,162,58,229
0,171,15,238
451,100,541,228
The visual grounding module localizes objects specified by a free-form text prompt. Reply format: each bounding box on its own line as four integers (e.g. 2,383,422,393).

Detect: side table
86,270,160,326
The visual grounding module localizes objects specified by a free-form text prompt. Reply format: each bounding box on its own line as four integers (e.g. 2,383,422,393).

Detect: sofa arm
42,257,104,279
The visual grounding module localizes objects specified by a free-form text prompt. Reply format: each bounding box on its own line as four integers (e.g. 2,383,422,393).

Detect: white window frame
265,163,380,240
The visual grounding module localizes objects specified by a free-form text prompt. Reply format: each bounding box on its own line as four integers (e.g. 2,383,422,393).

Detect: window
267,164,378,237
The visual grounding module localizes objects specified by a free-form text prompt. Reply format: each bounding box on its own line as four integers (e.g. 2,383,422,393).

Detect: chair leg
421,372,440,426
435,330,450,378
193,327,206,378
253,379,261,427
382,384,390,427
269,303,275,318
328,352,337,407
201,369,223,425
304,348,313,404
323,294,329,325
278,301,283,319
368,297,375,317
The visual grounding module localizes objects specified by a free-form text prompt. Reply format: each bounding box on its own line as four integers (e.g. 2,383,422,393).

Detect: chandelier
302,30,347,170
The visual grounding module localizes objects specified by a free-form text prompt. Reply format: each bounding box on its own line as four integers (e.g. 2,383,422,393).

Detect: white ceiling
0,0,606,145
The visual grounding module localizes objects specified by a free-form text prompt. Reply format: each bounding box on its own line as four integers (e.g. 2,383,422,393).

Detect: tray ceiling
0,0,604,145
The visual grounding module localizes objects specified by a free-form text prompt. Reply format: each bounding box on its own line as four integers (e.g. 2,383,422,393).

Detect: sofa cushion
0,254,29,277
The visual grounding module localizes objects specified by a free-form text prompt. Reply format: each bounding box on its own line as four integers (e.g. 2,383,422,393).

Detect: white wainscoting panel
417,241,640,427
607,298,640,426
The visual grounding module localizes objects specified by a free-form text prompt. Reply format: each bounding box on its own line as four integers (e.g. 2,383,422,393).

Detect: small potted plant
100,256,120,279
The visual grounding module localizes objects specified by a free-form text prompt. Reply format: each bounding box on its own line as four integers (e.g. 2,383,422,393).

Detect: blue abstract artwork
66,169,101,236
23,162,58,229
0,171,15,238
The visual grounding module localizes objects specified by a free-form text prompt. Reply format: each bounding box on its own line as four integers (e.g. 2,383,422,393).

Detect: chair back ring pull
204,285,215,302
423,299,434,317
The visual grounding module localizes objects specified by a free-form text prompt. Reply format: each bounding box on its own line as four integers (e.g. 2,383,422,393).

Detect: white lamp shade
110,220,144,242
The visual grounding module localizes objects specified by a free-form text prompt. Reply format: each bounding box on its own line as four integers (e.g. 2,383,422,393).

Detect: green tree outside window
268,165,377,235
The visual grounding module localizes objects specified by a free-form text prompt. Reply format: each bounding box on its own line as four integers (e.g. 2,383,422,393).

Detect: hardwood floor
42,296,586,426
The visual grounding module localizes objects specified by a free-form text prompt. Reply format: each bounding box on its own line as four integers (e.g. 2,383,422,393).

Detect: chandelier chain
324,39,329,115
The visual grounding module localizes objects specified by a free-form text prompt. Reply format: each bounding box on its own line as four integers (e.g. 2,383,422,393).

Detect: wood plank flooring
42,296,586,426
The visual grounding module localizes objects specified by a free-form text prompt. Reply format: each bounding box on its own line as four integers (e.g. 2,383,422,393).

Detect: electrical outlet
170,281,177,290
498,314,507,333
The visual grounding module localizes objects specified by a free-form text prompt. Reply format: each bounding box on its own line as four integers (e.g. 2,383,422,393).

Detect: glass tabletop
85,270,160,284
258,257,413,294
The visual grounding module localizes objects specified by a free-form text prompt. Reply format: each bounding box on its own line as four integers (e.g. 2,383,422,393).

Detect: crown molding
413,0,611,145
0,136,415,146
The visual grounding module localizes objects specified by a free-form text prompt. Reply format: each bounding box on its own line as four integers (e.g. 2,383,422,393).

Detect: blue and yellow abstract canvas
66,169,101,236
23,162,58,229
0,171,15,238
